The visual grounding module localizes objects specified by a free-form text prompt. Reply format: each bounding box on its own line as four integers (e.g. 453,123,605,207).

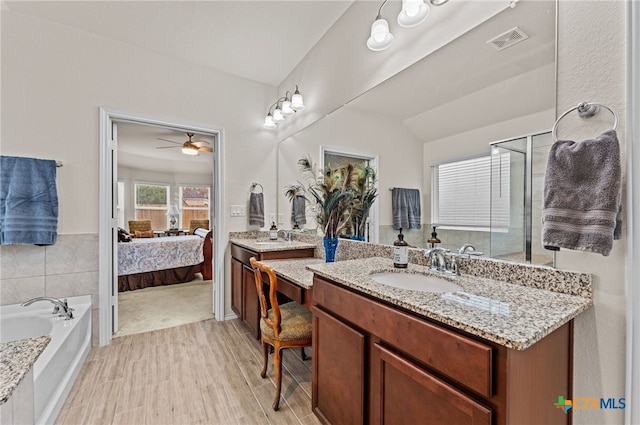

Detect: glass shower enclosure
489,131,554,266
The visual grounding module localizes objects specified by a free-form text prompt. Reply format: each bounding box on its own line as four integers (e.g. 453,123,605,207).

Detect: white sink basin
370,272,462,293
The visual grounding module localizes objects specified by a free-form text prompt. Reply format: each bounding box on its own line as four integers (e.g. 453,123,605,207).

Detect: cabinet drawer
231,244,257,265
276,277,303,304
314,276,494,398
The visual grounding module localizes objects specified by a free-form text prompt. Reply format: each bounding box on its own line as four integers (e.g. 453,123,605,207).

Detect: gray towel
392,188,421,230
249,192,265,227
291,195,306,226
0,155,59,245
542,130,621,256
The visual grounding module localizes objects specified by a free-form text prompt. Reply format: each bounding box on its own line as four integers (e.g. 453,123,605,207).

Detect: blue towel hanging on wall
0,155,59,245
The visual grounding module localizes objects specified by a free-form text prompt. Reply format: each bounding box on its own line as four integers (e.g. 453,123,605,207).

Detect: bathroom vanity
229,239,315,338
307,257,592,425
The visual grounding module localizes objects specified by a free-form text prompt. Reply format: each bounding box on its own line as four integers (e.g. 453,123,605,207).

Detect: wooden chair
189,219,209,234
249,257,312,411
128,220,152,234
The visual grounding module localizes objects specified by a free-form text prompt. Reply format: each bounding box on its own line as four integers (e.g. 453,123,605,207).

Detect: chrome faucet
21,297,74,320
458,244,484,256
424,247,448,272
424,247,459,275
278,229,292,241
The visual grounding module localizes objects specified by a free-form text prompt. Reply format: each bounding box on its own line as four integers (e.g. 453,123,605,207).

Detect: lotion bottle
393,229,409,268
269,222,278,240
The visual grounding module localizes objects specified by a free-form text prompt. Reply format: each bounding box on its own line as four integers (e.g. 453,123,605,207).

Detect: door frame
98,107,225,345
319,145,379,243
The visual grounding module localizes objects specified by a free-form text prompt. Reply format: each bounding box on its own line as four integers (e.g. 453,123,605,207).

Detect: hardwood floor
55,319,320,425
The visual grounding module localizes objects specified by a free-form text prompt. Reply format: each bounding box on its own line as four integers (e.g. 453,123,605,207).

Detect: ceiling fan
156,132,213,156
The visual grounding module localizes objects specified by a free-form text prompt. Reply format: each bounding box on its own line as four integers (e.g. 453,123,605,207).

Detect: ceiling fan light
264,113,277,129
290,85,305,110
398,0,429,27
367,18,393,51
281,100,295,116
182,146,199,156
273,107,285,123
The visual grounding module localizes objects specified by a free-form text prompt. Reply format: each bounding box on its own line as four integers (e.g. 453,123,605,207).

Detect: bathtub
0,295,91,425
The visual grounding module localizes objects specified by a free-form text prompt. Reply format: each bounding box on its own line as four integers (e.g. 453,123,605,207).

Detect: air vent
486,27,529,51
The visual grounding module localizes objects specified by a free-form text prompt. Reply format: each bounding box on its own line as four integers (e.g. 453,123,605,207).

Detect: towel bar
250,182,263,193
552,102,618,141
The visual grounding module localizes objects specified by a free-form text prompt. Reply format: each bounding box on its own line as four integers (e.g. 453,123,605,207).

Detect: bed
117,228,212,292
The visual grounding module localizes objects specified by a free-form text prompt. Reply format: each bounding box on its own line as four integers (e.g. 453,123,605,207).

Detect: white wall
556,2,628,424
277,106,424,232
1,10,278,319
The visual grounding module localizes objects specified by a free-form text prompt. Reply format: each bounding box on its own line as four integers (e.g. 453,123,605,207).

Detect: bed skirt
118,265,200,292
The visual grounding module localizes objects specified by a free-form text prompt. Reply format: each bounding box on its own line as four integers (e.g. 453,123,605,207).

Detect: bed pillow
134,230,154,238
118,227,131,242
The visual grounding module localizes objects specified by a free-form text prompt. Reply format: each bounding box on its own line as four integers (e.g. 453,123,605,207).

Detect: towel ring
552,102,619,141
250,182,263,193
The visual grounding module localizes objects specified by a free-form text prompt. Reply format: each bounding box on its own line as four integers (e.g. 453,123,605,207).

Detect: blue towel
0,156,59,245
392,188,421,230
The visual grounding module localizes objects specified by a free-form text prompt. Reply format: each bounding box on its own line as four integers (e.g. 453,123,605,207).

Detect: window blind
431,154,510,229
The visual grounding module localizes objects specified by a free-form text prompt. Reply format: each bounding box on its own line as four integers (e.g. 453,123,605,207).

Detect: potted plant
291,155,354,261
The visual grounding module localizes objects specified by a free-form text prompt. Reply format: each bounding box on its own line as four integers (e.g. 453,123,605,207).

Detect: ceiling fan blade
198,146,214,153
156,137,182,145
192,141,211,147
155,146,181,149
193,140,210,145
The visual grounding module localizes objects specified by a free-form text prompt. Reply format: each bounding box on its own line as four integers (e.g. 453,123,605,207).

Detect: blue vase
323,236,339,262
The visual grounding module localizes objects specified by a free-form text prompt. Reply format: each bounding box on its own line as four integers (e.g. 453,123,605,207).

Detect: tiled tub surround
0,234,100,345
307,257,592,350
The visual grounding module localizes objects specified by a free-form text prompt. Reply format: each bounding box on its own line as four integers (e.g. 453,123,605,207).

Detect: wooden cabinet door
242,264,260,339
312,307,366,425
230,258,244,318
370,343,492,425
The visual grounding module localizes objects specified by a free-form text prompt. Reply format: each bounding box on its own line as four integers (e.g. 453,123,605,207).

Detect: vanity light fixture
397,0,429,28
263,85,305,129
368,0,449,51
367,0,394,51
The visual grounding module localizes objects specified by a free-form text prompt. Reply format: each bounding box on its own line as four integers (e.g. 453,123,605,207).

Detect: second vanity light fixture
264,85,305,129
367,0,450,51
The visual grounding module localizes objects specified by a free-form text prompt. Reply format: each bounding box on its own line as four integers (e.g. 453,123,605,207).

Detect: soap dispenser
427,226,441,248
269,222,278,240
393,228,409,268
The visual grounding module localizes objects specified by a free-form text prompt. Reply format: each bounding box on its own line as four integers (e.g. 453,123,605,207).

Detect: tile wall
0,234,100,345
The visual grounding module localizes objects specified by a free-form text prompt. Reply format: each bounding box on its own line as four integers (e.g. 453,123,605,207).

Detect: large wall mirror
277,0,556,266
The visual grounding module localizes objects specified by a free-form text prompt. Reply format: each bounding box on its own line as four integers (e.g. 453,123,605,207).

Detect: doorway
98,108,225,346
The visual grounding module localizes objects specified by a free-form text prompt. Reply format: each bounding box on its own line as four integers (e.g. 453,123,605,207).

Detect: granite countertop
261,258,326,289
0,336,51,405
306,257,593,350
230,238,316,253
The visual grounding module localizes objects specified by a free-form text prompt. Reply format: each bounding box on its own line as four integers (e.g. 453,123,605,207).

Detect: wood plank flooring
55,319,320,425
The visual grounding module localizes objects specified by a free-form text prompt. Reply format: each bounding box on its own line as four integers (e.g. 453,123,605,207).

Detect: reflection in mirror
277,0,556,266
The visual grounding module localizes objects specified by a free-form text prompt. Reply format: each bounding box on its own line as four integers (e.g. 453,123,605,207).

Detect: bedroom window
431,154,510,230
134,182,170,230
179,185,210,228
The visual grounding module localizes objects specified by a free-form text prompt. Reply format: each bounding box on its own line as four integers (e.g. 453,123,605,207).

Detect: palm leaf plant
294,155,354,239
349,164,378,240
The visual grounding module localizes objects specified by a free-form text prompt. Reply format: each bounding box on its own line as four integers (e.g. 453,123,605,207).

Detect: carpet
113,276,214,338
